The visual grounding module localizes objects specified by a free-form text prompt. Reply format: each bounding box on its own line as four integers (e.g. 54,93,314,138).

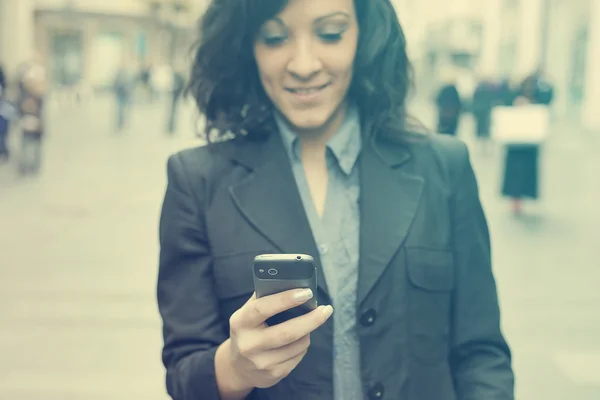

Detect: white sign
491,105,550,144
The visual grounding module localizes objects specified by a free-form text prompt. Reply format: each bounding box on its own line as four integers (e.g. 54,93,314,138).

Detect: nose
287,40,322,81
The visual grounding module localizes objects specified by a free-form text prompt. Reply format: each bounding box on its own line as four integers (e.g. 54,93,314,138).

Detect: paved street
1,96,599,399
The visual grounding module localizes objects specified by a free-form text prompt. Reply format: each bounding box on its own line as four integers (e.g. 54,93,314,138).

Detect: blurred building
2,0,599,131
413,0,600,132
485,0,599,131
0,0,36,76
581,0,600,132
0,0,198,90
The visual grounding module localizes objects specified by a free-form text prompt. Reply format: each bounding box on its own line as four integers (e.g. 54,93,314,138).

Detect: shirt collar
275,105,362,176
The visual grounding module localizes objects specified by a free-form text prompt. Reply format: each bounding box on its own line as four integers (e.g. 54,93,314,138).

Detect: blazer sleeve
157,153,226,400
448,144,515,399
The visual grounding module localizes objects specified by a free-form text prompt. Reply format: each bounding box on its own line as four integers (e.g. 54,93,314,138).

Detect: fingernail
320,305,334,319
293,289,313,302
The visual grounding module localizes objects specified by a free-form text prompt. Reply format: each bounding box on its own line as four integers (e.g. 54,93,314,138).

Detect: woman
501,74,552,215
157,1,514,399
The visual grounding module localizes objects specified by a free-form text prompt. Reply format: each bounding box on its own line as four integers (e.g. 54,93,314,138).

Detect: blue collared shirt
276,107,363,400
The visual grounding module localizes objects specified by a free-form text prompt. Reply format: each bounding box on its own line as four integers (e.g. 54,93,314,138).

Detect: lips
286,83,331,94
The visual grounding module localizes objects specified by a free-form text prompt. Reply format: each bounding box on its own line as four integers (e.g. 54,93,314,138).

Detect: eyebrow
271,11,351,26
314,11,351,23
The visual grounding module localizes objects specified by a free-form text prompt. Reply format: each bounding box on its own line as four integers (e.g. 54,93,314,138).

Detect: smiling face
253,0,359,136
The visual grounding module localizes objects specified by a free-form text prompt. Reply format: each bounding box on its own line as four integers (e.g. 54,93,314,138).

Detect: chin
291,118,328,131
285,109,333,131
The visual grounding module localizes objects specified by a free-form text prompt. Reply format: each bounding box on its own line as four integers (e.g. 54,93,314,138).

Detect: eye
262,35,287,47
319,32,343,43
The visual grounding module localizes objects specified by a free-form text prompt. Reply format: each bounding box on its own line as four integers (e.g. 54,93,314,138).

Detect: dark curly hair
188,0,421,142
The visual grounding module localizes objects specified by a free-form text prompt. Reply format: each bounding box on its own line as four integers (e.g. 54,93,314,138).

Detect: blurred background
0,0,598,399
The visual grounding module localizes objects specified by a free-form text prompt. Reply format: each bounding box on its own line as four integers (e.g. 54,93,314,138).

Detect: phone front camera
259,269,265,274
296,256,302,260
267,268,278,276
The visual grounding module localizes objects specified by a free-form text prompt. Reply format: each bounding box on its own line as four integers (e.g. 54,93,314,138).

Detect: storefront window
89,31,124,89
50,30,83,87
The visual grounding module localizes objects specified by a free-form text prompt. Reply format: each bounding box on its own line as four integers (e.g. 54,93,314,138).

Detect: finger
250,335,310,371
229,292,260,333
253,344,309,389
241,288,316,328
260,305,333,350
239,292,257,306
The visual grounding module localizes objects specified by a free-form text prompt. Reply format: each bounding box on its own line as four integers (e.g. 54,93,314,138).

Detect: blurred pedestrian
501,73,554,215
0,63,6,91
435,81,462,135
17,55,48,175
472,78,497,151
498,77,517,106
114,63,132,132
139,62,153,103
0,63,13,162
533,69,554,106
167,65,186,134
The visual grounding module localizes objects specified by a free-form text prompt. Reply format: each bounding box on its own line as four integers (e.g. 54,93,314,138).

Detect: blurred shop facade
0,0,199,91
0,0,598,131
394,0,600,132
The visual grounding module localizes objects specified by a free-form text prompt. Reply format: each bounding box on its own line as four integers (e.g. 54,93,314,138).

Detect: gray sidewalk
0,97,599,399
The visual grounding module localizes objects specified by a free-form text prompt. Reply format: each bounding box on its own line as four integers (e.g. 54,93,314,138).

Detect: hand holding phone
218,289,334,392
215,254,333,394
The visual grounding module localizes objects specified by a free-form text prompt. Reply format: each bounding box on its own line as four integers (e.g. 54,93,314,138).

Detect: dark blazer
157,130,514,400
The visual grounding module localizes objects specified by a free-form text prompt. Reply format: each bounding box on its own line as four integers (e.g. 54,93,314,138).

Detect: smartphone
253,254,318,326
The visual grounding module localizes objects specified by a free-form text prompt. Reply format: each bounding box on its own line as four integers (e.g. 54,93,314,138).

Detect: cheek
254,49,277,92
254,48,289,85
258,72,275,97
330,58,355,91
327,42,358,82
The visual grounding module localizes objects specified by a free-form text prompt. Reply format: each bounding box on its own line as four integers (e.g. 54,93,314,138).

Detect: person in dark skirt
501,74,553,215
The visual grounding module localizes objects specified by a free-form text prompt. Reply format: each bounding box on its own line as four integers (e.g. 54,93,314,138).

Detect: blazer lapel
229,133,329,296
357,137,424,305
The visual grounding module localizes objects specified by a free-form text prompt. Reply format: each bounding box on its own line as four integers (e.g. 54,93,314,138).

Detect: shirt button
368,382,384,399
360,309,377,327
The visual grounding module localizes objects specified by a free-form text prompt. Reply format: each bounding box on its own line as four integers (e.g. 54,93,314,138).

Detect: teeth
290,85,327,94
294,88,319,94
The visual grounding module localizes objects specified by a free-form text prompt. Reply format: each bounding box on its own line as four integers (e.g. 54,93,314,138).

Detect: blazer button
368,382,384,399
360,309,377,327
